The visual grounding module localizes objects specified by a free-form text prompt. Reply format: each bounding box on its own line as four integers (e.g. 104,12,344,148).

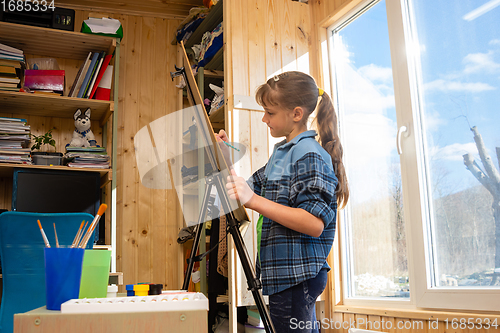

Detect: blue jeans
269,268,328,333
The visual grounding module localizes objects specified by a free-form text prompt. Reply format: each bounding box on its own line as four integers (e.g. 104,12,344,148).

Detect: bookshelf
0,21,119,251
180,0,224,133
0,21,117,169
0,22,116,60
0,91,113,126
176,2,229,327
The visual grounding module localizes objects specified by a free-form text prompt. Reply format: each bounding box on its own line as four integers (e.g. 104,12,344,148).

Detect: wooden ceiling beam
56,0,205,19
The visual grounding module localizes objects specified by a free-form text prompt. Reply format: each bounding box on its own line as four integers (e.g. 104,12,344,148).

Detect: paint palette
61,291,208,313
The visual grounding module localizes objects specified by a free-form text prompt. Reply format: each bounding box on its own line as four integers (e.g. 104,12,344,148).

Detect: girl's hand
215,129,231,165
226,169,255,207
215,129,229,142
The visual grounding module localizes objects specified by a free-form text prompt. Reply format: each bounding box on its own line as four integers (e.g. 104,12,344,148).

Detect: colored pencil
223,141,240,152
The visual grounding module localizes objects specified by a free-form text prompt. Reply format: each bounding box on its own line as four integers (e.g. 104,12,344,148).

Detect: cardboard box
24,70,65,92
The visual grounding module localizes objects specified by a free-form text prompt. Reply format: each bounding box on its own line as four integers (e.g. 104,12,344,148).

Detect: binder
77,52,98,98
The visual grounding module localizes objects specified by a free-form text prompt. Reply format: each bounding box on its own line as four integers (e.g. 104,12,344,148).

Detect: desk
14,306,208,333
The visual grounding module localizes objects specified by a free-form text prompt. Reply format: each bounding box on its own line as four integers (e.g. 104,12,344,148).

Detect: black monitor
11,168,103,243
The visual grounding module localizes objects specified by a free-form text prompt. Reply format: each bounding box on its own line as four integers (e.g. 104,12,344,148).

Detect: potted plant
31,129,63,165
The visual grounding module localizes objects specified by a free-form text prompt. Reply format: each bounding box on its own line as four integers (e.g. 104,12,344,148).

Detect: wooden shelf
0,91,113,126
205,48,223,71
0,163,110,178
0,22,116,60
209,105,224,131
184,0,223,49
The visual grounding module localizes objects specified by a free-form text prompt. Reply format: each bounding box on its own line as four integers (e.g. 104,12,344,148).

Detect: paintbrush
37,219,51,248
79,204,108,248
53,223,59,248
71,220,85,248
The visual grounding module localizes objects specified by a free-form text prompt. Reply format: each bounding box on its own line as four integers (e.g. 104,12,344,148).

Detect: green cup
79,250,111,299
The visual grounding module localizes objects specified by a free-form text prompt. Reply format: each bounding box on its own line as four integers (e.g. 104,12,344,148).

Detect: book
0,59,22,68
0,82,19,88
0,43,23,55
0,117,27,123
0,86,19,92
0,52,24,62
94,65,113,101
89,54,112,99
0,65,17,76
77,52,99,98
68,52,92,97
0,76,20,84
85,51,106,98
82,51,104,98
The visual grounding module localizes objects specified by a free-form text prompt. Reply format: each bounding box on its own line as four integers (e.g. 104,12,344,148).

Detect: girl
218,71,348,333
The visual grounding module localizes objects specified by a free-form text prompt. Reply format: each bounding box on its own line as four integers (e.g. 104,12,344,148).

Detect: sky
334,0,500,202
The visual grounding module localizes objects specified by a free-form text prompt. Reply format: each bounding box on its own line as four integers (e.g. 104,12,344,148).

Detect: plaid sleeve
247,164,267,196
290,153,337,227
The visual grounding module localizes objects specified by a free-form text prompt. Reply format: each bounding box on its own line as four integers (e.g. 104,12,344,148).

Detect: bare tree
462,126,500,284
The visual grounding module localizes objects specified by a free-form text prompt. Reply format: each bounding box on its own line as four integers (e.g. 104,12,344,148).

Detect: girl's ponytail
314,92,349,208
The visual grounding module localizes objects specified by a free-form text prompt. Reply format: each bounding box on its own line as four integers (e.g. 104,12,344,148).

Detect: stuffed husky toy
69,108,97,147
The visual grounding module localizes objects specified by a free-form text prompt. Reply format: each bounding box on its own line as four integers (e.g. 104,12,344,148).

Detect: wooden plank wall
73,11,185,290
309,1,500,332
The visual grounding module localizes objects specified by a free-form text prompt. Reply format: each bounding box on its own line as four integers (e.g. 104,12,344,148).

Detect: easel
170,44,275,333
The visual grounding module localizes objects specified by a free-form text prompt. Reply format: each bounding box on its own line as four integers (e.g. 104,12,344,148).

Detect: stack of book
0,43,25,92
68,51,113,100
0,117,31,164
64,146,110,169
245,308,265,332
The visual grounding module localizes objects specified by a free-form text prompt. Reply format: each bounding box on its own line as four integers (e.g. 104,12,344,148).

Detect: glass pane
410,0,500,288
333,0,409,298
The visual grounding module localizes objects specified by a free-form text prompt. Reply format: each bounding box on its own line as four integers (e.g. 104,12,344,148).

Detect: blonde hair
255,71,349,208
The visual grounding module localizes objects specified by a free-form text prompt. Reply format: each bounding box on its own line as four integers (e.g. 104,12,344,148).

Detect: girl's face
261,104,296,140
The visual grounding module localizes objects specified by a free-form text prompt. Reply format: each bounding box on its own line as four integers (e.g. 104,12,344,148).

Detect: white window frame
325,0,500,312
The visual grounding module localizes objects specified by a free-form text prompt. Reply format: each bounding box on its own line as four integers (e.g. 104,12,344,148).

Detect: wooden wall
73,11,185,290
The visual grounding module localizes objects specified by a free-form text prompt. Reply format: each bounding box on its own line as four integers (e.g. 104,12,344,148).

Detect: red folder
89,55,112,99
94,65,113,101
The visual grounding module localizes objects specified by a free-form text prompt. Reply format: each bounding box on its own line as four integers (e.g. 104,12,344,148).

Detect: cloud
424,79,495,92
423,111,446,132
429,142,477,161
342,63,395,114
358,64,393,84
489,39,500,46
463,51,500,74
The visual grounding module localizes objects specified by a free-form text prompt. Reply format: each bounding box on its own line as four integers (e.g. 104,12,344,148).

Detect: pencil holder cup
44,247,85,310
79,250,111,299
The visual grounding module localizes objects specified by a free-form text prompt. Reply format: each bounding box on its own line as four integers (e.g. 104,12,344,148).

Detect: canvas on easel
178,41,250,224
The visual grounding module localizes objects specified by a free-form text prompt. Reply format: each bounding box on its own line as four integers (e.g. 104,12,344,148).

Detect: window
328,0,500,311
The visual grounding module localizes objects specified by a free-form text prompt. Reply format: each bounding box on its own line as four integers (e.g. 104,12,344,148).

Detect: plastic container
31,152,63,166
44,247,84,310
107,284,118,298
133,284,149,296
79,250,111,299
148,284,163,295
27,58,60,70
126,284,135,296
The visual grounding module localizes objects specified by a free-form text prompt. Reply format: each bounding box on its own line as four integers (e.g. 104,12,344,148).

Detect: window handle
397,125,408,155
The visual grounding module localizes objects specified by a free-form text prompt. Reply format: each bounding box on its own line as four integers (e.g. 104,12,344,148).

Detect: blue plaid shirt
248,130,338,295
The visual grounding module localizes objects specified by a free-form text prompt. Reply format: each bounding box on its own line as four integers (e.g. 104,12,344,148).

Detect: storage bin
24,69,65,92
31,152,63,166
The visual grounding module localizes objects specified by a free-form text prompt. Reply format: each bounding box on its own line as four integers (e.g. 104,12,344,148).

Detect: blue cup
44,247,85,310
